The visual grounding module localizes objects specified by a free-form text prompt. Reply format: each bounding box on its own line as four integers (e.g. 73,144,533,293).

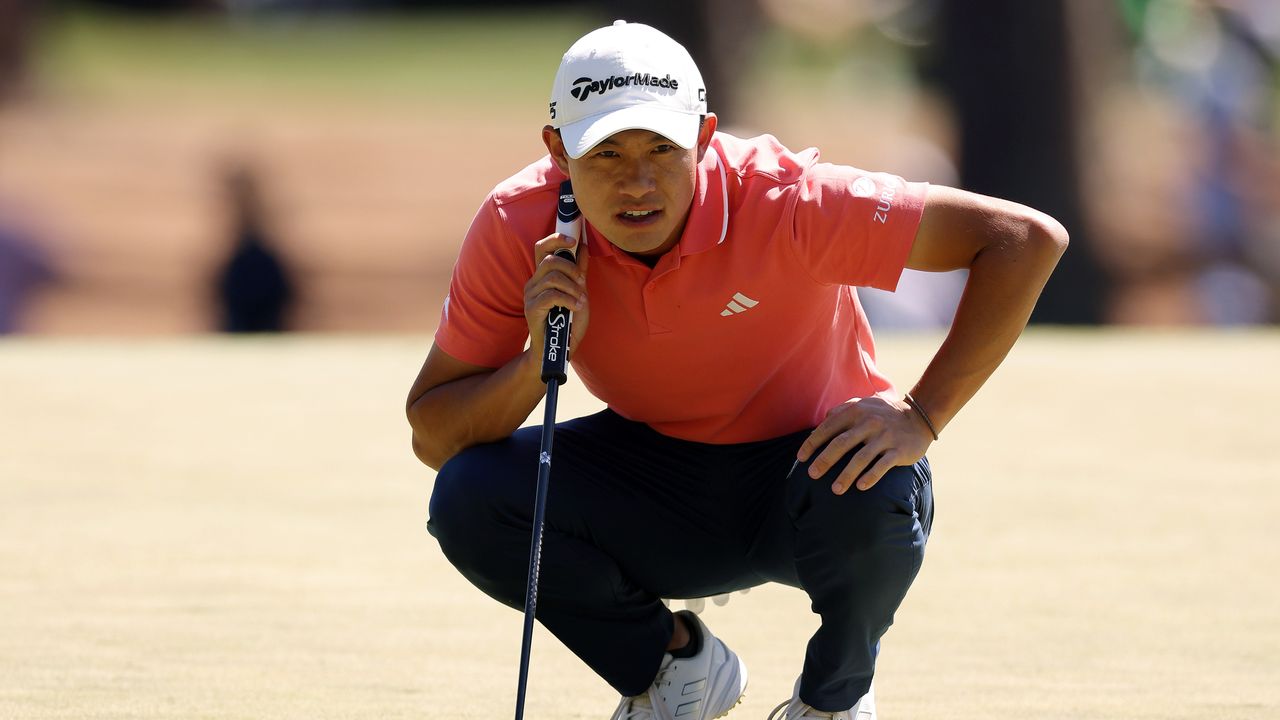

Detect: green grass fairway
1,331,1277,719
36,10,594,106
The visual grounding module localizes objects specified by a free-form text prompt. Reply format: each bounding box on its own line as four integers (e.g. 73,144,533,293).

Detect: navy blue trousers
427,409,933,711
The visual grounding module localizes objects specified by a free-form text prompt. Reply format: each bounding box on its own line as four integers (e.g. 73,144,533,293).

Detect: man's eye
654,145,674,154
595,150,619,158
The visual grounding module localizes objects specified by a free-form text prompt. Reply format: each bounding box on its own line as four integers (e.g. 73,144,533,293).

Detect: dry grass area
1,330,1278,719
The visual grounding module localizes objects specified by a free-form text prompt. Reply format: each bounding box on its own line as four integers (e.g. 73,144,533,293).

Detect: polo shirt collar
584,144,729,260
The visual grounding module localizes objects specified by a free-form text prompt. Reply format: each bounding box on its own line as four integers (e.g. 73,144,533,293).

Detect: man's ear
542,125,571,175
695,113,718,163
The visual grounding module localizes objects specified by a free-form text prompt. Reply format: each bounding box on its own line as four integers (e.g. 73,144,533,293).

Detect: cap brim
560,106,700,159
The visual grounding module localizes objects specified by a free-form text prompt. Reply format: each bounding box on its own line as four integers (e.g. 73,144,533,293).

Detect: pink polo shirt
435,132,928,444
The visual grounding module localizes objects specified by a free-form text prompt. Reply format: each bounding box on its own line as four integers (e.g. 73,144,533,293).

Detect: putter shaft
513,379,560,720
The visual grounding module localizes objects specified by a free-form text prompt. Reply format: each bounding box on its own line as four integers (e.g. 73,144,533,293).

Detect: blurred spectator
0,201,55,333
214,161,294,333
1112,0,1280,323
0,0,36,103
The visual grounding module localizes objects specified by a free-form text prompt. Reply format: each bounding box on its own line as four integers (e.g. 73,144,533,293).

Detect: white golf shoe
766,676,875,719
610,610,747,720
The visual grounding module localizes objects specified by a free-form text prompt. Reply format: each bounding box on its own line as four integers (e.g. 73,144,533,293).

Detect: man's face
544,116,716,260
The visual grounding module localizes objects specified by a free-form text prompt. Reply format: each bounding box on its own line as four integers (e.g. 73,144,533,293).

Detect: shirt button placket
644,278,668,334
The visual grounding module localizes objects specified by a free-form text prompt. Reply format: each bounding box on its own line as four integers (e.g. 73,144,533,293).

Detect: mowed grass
1,331,1278,719
34,9,597,106
28,8,917,115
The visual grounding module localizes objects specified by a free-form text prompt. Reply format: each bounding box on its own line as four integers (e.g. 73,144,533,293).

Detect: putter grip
540,250,575,384
541,181,581,384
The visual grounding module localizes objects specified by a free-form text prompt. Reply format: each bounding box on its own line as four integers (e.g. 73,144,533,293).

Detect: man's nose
618,159,656,198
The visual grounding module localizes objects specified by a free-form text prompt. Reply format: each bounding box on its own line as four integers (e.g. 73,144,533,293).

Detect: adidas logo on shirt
720,292,759,317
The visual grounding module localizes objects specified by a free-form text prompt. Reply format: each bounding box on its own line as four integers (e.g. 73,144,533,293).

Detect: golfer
408,20,1066,720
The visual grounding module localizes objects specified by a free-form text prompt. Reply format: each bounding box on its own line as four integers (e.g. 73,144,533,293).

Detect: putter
513,180,582,720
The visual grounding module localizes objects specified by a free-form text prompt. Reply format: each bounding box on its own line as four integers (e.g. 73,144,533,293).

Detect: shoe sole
712,688,746,720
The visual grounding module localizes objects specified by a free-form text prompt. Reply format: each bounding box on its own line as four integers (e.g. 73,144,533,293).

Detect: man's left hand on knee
796,396,933,495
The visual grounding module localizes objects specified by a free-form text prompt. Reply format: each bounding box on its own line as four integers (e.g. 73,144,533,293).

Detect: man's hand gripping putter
541,180,583,383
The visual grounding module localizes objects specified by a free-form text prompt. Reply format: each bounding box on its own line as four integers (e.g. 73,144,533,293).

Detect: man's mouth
618,209,661,225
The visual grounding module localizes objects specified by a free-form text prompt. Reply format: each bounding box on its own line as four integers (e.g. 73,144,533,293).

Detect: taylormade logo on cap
569,73,680,102
550,20,706,159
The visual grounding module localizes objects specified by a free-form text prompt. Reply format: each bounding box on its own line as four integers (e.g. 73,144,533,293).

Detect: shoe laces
766,699,838,719
616,662,679,720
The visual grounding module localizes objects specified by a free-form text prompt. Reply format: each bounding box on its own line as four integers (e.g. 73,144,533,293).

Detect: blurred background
0,0,1276,334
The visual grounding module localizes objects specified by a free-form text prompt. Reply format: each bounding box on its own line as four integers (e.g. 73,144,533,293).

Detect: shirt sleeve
433,195,536,368
789,163,929,291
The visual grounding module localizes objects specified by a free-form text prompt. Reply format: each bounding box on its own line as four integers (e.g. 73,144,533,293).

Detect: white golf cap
550,20,707,159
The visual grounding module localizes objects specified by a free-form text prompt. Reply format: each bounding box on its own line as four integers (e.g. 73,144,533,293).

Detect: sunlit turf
33,9,600,105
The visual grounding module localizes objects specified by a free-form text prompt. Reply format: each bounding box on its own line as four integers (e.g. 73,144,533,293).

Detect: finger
529,285,583,313
528,261,586,302
529,288,585,317
526,270,586,308
807,428,867,479
533,247,582,277
855,452,899,492
527,258,582,288
797,405,851,461
548,252,587,287
533,232,579,259
831,441,885,495
570,293,590,345
532,235,582,279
